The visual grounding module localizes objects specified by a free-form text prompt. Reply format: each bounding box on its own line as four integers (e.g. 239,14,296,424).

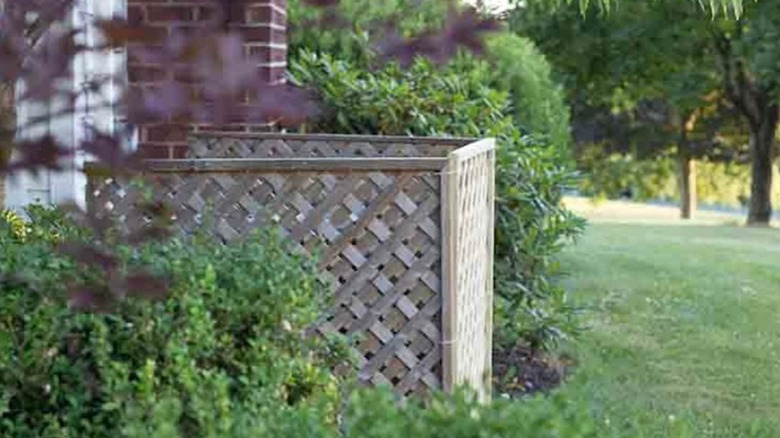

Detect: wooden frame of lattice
85,132,495,399
441,139,495,401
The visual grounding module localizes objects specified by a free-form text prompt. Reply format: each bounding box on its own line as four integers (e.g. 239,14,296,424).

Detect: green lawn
555,223,780,437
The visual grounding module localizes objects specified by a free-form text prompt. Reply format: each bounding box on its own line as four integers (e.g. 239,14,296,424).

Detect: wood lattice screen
85,133,495,398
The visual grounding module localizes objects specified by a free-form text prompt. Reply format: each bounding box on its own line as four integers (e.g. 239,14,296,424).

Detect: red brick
147,6,196,23
249,124,275,133
128,0,288,151
240,26,285,45
122,26,168,44
137,144,173,159
196,6,219,22
247,5,286,26
172,69,198,85
126,45,163,63
247,45,287,64
165,24,204,39
225,3,248,23
128,65,167,83
224,125,251,132
145,124,189,142
195,124,250,133
258,66,286,83
127,5,144,24
171,144,190,158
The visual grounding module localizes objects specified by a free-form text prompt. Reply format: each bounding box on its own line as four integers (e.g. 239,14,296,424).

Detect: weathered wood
449,138,496,161
440,150,458,393
85,158,448,174
86,133,495,398
484,147,496,399
321,174,415,268
187,135,467,159
191,131,477,145
440,138,496,402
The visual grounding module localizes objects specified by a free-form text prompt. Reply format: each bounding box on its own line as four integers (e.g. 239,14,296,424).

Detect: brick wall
126,0,287,159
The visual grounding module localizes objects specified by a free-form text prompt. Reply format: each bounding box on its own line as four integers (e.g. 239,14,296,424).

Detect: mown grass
555,223,780,437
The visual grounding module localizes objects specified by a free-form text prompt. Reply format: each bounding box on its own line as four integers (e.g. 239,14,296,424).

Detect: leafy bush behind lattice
289,51,585,350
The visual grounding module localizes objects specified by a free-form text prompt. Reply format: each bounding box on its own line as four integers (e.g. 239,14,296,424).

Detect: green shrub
290,51,584,350
0,210,609,438
341,387,599,438
0,213,343,437
693,159,780,208
494,134,585,350
0,208,26,240
577,149,678,202
290,51,506,136
22,203,89,243
288,0,456,67
0,204,88,244
486,33,572,154
289,0,572,150
579,150,780,208
86,386,602,438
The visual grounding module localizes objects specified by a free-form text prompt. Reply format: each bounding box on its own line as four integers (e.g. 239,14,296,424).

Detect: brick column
126,1,287,159
242,1,287,85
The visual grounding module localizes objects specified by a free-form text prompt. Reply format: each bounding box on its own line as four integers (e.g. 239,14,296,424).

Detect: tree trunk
677,112,697,220
679,150,696,220
747,104,779,226
713,29,778,225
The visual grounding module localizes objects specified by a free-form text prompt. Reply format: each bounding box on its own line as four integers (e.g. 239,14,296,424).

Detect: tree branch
23,1,75,47
710,26,762,128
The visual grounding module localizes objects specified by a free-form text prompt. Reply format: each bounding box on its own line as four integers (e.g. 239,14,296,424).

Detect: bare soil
492,343,574,398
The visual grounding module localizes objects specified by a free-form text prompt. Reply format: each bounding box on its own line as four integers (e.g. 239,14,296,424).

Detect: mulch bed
492,343,575,399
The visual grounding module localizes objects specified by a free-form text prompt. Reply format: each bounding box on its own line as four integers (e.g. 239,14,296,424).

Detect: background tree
485,32,571,153
710,1,780,224
514,0,780,224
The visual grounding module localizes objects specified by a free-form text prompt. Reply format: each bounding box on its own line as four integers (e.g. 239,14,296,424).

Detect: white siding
6,0,128,212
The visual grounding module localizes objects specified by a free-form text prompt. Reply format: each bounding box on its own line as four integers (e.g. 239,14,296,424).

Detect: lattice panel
442,140,495,401
188,134,464,159
86,133,495,399
88,168,445,396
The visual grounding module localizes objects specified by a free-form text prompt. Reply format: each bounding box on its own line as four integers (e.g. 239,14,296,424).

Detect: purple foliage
0,0,498,309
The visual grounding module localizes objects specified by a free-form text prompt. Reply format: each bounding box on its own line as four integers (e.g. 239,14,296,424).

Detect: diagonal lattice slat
86,133,494,398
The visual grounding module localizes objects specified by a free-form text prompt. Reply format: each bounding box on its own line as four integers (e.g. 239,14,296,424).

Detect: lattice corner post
440,138,496,403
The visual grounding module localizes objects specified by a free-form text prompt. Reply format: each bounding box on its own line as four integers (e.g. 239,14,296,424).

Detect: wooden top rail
84,157,449,174
190,131,478,146
449,138,496,161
